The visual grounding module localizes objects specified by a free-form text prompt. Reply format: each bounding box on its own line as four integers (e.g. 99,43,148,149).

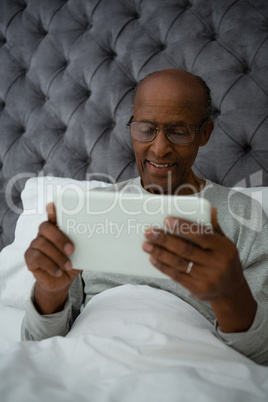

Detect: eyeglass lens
129,122,195,144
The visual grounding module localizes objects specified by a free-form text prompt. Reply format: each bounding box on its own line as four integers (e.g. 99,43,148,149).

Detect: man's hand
142,207,257,333
24,203,81,315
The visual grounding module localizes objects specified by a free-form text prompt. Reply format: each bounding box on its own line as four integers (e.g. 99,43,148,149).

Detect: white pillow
0,176,111,309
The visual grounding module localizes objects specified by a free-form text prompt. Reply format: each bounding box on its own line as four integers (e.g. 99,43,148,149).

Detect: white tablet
55,189,211,279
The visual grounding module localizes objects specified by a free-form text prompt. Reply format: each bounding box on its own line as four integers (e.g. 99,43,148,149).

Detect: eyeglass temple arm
195,118,210,132
126,116,134,128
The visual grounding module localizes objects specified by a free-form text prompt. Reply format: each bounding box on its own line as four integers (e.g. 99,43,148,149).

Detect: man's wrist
210,279,257,333
34,282,70,315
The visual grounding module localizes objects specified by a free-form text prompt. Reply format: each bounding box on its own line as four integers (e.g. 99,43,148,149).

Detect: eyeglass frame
126,116,209,144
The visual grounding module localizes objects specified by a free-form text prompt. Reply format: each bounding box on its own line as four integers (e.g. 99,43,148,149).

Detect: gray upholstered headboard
0,0,267,250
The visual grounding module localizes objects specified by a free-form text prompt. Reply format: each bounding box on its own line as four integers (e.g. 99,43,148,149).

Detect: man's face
132,71,212,195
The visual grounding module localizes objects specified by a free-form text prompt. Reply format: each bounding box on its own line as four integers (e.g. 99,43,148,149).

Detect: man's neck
141,174,206,196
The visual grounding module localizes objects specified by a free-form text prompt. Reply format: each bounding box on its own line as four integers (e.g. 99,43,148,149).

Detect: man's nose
150,129,173,157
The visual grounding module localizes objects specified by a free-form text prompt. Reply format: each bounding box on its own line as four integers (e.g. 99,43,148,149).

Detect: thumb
46,202,57,224
211,206,225,236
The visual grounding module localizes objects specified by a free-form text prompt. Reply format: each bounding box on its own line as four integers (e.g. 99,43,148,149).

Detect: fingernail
164,217,175,227
143,242,153,253
46,203,54,214
150,256,158,266
164,217,179,232
64,243,73,256
55,268,63,277
64,260,72,271
145,229,160,240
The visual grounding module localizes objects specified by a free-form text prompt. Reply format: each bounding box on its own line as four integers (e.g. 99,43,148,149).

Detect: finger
33,266,81,291
28,236,73,274
143,239,210,277
38,221,74,256
143,241,195,274
25,247,64,278
30,268,65,291
144,228,211,266
161,217,215,249
46,202,57,224
148,256,194,287
211,207,225,236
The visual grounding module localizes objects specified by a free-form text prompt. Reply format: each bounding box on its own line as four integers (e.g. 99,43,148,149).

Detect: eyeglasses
126,116,209,144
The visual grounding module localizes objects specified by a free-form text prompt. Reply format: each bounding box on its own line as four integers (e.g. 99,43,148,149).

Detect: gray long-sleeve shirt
21,178,268,366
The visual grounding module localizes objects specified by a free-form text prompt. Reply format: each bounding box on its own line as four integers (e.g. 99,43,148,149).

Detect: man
22,69,268,365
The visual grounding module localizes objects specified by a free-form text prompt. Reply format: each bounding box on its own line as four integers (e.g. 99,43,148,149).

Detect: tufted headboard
0,0,267,250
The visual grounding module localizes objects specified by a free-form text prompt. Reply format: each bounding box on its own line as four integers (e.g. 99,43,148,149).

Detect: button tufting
110,51,117,59
38,26,48,36
40,94,48,102
84,89,91,98
21,67,28,75
212,109,220,118
38,160,45,168
19,126,25,135
244,145,251,153
211,33,218,41
159,44,167,51
243,66,251,74
60,126,67,133
184,2,192,10
133,12,140,19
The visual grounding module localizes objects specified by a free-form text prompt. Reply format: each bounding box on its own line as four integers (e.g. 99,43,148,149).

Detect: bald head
133,69,211,123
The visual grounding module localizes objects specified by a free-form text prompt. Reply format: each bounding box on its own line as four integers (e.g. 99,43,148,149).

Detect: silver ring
186,261,194,274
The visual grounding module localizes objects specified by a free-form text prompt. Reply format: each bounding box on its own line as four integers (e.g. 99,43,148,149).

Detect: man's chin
141,175,177,195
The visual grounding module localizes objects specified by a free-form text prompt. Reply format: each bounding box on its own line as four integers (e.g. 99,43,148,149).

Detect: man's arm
142,207,267,365
21,203,82,340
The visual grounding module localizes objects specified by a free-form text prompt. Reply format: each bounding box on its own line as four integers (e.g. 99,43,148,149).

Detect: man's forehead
134,70,205,118
134,84,200,113
136,75,201,101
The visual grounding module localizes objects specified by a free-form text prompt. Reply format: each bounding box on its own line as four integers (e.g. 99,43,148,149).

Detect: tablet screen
55,189,211,278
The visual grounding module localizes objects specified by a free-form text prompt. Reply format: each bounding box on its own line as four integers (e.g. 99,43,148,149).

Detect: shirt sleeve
21,275,84,341
21,286,74,341
215,302,268,366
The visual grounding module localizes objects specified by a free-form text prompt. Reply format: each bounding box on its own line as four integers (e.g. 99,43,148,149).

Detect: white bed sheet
0,285,268,402
0,302,24,353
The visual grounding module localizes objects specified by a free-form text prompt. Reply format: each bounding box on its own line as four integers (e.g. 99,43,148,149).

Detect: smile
148,161,175,168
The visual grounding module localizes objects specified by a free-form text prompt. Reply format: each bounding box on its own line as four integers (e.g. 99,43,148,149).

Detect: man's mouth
148,161,175,169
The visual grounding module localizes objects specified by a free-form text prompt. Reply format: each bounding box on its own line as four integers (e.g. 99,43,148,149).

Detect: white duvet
0,285,268,402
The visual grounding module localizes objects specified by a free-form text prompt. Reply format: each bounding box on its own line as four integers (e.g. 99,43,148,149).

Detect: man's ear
200,119,214,146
